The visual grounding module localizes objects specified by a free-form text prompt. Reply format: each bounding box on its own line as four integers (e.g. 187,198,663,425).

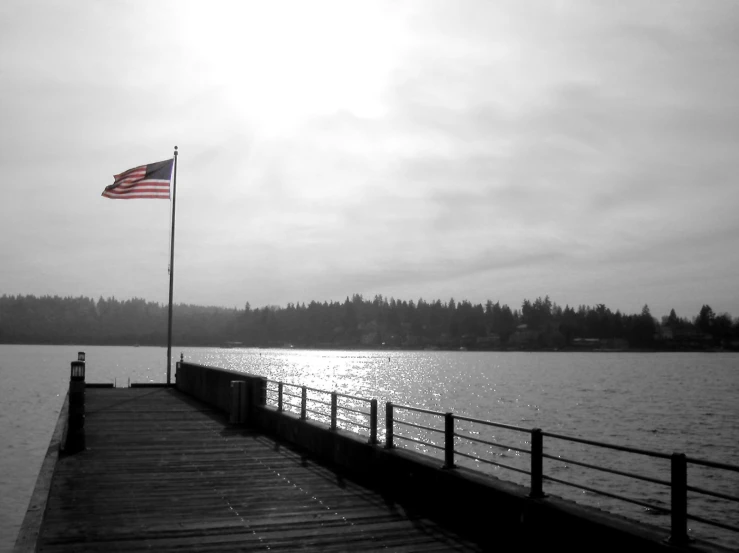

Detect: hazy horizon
2,1,738,321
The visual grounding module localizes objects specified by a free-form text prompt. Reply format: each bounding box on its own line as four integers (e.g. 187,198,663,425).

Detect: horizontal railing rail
265,379,378,443
389,403,447,459
262,375,739,546
541,430,739,539
385,401,739,546
685,455,739,472
542,429,673,459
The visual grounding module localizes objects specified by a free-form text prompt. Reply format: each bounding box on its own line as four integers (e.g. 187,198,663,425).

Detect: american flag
101,158,173,199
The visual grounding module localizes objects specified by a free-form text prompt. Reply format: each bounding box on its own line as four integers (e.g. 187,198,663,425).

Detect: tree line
0,293,737,350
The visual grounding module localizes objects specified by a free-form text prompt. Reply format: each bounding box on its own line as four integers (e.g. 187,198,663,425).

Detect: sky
1,0,738,321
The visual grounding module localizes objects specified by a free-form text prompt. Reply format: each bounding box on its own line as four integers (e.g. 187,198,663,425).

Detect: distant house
222,341,243,348
572,338,601,348
655,324,713,349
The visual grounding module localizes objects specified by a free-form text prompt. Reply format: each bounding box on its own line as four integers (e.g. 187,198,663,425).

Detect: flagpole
166,146,178,385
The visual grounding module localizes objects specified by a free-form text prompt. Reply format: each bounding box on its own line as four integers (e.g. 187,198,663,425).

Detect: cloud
2,1,739,318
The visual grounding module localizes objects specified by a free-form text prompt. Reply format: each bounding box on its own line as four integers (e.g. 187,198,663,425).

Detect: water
1,346,737,551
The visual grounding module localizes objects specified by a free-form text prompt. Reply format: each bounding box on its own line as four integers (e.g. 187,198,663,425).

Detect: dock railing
265,379,378,444
178,362,737,548
386,401,739,546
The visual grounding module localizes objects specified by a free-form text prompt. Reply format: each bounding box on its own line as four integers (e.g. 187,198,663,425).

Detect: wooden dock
34,388,483,552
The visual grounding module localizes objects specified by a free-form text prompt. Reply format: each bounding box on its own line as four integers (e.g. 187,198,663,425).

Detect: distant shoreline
2,341,735,353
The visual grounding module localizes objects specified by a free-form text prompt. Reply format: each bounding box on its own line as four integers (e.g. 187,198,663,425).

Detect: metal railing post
668,453,689,545
529,428,545,498
277,382,283,412
444,413,455,469
300,386,307,420
369,399,378,444
330,392,338,431
385,402,394,448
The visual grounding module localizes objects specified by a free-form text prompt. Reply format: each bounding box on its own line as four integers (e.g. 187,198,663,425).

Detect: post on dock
668,453,690,545
277,382,284,412
66,357,86,453
369,399,378,444
443,413,455,469
529,428,545,498
175,353,183,383
300,386,307,420
330,392,338,431
230,381,246,424
385,402,394,448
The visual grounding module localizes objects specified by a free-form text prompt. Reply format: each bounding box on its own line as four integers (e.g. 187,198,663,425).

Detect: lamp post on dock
67,358,86,452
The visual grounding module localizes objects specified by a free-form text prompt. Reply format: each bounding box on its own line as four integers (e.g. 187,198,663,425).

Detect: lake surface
1,345,737,551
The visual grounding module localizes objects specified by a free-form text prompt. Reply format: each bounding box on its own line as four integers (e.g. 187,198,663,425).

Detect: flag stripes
101,158,173,199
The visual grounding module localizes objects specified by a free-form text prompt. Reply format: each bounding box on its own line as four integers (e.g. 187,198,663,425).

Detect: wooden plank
35,387,482,551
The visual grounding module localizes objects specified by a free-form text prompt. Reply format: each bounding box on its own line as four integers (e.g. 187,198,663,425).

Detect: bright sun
179,1,406,134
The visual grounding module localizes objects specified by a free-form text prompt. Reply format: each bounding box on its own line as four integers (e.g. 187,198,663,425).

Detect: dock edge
13,391,70,552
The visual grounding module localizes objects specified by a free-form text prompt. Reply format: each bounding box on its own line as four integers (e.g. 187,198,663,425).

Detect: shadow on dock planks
33,388,483,552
